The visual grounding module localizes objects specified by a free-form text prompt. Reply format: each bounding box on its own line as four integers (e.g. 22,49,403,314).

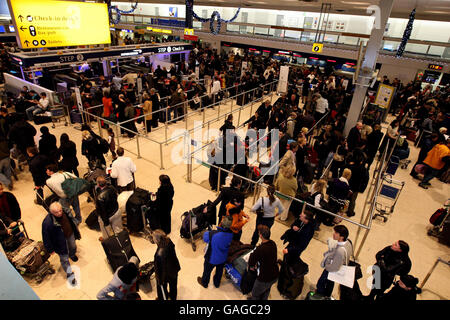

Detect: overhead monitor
7,0,111,49
0,25,5,33
8,24,13,32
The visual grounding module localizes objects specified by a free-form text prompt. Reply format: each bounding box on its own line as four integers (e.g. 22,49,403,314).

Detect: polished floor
7,99,450,300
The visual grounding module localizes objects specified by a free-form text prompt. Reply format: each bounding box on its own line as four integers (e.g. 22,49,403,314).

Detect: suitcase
70,110,82,124
225,263,243,288
101,230,139,272
125,188,151,233
439,168,450,184
85,209,100,230
33,114,52,124
240,268,257,295
386,156,400,175
277,258,309,300
430,208,448,226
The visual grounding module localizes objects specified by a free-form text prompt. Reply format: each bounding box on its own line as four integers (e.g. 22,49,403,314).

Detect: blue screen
9,25,14,32
35,71,43,76
0,25,5,33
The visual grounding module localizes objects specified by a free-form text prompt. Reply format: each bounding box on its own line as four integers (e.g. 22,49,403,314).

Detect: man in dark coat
365,124,384,169
27,146,50,205
366,240,412,300
280,211,315,265
211,176,245,224
38,126,58,164
95,176,122,241
347,121,363,152
0,182,21,221
345,151,369,217
8,114,37,156
153,229,181,300
42,201,81,285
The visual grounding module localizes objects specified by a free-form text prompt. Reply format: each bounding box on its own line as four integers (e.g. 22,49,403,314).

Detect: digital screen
8,25,14,32
34,71,42,76
0,25,5,33
10,0,111,49
428,64,443,71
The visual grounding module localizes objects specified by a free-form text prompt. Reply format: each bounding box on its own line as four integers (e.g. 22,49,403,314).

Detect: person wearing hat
197,215,234,289
378,274,421,301
366,240,412,300
97,256,140,300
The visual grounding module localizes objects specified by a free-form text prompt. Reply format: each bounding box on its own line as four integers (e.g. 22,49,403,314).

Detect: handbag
61,172,90,199
346,240,362,280
255,197,265,218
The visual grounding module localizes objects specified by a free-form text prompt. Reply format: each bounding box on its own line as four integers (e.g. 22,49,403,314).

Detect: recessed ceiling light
424,10,448,14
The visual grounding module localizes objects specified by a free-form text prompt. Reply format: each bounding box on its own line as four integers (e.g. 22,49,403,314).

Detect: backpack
61,172,90,198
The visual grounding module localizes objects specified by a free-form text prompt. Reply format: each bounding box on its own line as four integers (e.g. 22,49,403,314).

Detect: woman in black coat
156,175,174,235
153,229,181,300
38,126,58,164
58,133,79,177
81,130,106,166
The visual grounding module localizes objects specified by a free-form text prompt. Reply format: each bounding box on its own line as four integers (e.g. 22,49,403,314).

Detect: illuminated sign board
428,64,443,71
147,27,172,34
8,0,111,49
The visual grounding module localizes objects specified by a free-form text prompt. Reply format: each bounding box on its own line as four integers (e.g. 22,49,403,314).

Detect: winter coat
375,246,412,278
39,133,58,162
223,202,248,234
212,186,245,220
203,227,233,265
29,154,51,186
281,218,315,261
58,141,79,172
156,184,174,234
154,239,181,284
95,185,119,226
41,209,81,256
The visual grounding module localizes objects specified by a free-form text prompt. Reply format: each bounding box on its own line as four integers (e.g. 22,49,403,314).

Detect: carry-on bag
277,258,309,300
101,230,139,272
125,188,151,233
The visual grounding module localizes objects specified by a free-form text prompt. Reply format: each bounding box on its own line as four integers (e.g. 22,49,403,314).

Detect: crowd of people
0,41,448,301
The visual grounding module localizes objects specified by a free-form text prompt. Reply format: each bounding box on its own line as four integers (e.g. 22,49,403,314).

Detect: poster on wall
277,66,290,93
374,84,395,109
169,7,178,17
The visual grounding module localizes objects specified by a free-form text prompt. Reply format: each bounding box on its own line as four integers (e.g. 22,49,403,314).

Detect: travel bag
101,230,139,272
85,209,100,230
277,258,309,300
125,188,151,233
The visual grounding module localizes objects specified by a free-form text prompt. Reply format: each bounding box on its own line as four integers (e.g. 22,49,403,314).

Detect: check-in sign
8,0,111,49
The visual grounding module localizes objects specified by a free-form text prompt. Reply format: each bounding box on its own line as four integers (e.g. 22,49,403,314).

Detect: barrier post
207,121,210,143
136,134,141,159
160,144,164,170
217,167,221,195
237,107,242,127
115,124,120,147
165,108,169,145
144,116,148,136
97,118,103,138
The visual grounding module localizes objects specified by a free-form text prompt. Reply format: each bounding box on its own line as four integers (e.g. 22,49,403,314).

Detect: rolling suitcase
125,188,151,233
85,209,100,230
277,258,309,300
101,230,139,272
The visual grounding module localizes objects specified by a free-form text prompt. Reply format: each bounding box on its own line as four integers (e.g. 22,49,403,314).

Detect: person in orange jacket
419,138,450,189
220,200,250,241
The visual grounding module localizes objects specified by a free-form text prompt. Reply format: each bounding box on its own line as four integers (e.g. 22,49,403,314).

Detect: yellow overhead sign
312,43,323,53
146,27,172,34
8,0,111,49
184,28,194,36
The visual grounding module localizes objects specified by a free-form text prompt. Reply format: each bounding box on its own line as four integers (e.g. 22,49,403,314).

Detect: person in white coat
109,147,137,193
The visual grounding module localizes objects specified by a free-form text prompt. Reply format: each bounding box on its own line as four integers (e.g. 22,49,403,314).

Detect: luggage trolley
373,174,405,222
50,104,68,128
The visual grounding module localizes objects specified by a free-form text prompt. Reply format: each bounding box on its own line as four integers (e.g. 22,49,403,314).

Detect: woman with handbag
249,185,284,247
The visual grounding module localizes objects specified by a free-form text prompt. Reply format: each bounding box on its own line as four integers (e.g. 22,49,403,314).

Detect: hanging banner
74,87,83,112
374,84,395,109
277,65,290,93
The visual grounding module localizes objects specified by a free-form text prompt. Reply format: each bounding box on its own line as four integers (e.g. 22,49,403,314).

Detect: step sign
312,43,323,53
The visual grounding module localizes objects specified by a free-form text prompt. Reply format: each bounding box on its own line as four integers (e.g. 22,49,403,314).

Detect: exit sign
428,64,443,71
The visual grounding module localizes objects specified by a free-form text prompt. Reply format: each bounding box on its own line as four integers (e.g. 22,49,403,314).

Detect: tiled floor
7,101,450,300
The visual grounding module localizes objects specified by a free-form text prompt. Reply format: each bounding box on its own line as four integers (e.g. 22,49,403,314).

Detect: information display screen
8,0,111,49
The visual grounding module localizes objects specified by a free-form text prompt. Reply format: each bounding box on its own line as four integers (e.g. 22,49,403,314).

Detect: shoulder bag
61,172,90,199
255,197,265,218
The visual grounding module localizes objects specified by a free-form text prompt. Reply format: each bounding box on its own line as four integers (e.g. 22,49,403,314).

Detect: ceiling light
423,11,447,14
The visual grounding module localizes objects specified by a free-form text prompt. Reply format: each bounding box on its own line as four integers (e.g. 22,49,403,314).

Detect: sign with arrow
7,0,111,49
312,43,323,53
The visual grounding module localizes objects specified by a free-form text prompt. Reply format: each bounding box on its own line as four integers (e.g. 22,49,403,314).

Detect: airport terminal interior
0,0,449,301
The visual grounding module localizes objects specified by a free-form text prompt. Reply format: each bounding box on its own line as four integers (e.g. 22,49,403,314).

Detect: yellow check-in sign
312,43,323,53
8,0,111,49
184,28,194,36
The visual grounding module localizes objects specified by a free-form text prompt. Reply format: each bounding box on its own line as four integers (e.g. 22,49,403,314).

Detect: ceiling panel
132,0,450,21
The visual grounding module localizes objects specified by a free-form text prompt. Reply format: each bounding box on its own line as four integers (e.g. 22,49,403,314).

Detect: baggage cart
373,174,405,222
50,104,68,128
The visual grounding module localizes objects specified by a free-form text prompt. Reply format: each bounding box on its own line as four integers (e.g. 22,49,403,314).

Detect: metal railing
78,79,279,170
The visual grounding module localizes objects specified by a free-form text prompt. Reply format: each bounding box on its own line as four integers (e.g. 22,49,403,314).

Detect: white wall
378,63,419,84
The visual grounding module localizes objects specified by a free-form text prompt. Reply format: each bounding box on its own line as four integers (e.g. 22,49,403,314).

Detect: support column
343,0,394,136
186,0,194,29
